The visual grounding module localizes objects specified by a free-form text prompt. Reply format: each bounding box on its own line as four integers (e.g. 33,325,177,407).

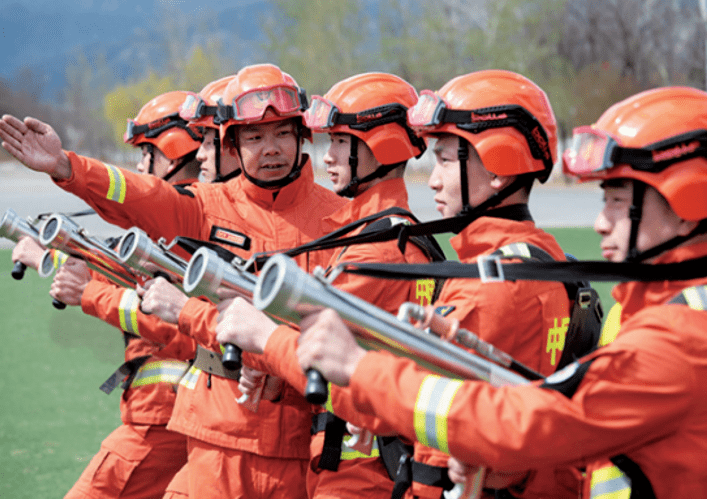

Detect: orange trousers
161,436,308,499
64,423,187,499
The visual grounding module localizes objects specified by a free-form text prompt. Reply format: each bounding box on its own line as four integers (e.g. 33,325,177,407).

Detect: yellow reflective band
119,289,140,335
53,250,68,269
599,302,622,346
500,242,531,259
339,435,380,461
590,465,631,499
130,360,190,388
324,383,335,412
414,375,463,454
683,286,707,311
105,163,127,204
179,365,201,389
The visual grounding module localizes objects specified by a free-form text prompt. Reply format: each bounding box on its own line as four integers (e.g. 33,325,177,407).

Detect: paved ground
0,160,602,249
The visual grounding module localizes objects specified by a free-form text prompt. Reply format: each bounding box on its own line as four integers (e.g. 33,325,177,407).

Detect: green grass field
0,227,615,496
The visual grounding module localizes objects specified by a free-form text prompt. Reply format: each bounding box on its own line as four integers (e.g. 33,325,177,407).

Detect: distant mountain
0,0,272,101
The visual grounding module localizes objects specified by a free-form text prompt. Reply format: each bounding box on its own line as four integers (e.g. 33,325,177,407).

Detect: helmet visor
562,126,618,176
180,92,218,122
563,126,707,177
407,90,446,131
304,96,339,131
231,84,304,122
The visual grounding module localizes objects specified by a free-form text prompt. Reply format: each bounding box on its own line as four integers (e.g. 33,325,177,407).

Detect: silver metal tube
254,254,529,387
183,246,257,303
117,227,188,288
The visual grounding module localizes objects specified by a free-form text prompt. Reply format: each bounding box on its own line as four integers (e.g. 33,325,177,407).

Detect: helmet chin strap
337,135,406,198
147,144,155,176
624,180,707,262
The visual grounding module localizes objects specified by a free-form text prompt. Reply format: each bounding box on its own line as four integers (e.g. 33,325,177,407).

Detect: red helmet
305,72,426,164
219,64,309,135
180,75,237,131
124,90,201,159
563,86,707,221
408,70,557,182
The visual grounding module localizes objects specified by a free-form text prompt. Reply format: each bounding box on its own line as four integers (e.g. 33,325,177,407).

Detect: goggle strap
613,130,707,173
334,104,409,132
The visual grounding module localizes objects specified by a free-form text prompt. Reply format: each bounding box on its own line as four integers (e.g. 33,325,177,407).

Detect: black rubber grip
11,261,26,280
221,343,242,371
52,298,67,310
304,369,328,405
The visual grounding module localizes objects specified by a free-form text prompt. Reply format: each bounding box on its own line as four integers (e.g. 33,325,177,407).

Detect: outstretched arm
0,115,71,179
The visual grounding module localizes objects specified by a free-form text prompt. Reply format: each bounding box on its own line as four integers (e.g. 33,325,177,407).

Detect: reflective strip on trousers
105,163,127,203
499,242,532,259
413,375,462,454
130,360,190,388
590,465,631,499
179,365,200,389
119,289,140,335
323,384,382,461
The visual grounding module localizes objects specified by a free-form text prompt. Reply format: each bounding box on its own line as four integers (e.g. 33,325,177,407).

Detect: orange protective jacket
81,275,196,424
345,241,707,499
55,152,347,459
408,213,574,498
242,178,435,498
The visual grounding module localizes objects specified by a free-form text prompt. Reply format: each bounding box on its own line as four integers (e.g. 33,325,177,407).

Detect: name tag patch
210,226,251,250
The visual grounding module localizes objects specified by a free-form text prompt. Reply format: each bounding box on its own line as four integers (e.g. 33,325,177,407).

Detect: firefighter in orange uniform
181,75,242,184
218,69,580,499
295,86,707,498
11,90,201,499
0,63,346,499
215,72,441,499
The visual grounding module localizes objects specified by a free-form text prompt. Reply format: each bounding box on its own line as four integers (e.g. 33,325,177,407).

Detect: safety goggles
179,92,219,123
305,95,409,132
218,84,307,123
124,113,183,143
562,127,707,176
408,90,554,170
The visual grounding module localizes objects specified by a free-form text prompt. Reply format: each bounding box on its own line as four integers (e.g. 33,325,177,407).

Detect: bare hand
137,277,189,324
215,298,277,354
296,308,367,387
11,236,45,271
238,365,284,401
0,115,71,179
50,258,91,306
447,457,528,490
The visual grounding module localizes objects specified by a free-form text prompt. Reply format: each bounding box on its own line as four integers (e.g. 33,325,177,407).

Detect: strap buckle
477,255,505,283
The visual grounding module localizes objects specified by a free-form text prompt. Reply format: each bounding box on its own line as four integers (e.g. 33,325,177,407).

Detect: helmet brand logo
357,111,385,123
149,117,171,130
471,112,507,122
531,126,551,160
652,141,699,162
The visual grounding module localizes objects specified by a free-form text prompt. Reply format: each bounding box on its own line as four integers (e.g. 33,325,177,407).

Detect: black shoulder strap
248,207,446,270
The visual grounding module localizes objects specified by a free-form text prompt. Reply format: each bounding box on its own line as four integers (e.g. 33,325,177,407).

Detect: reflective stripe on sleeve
414,375,463,454
105,163,127,204
130,359,190,388
179,365,201,389
53,250,69,269
590,465,631,499
683,285,707,311
118,289,140,335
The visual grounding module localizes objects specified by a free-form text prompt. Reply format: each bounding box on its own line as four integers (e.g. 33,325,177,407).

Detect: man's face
323,133,380,195
237,115,299,184
136,144,172,179
196,128,218,183
428,135,495,218
594,180,689,262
